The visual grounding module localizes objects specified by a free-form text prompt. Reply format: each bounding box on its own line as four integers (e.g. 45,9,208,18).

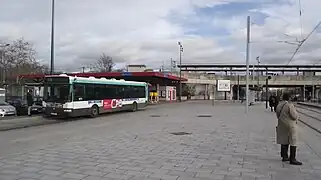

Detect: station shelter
17,72,187,103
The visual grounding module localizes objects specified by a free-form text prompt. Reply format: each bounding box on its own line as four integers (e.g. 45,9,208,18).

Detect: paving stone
0,103,321,180
148,173,179,180
103,172,133,180
0,174,19,180
82,170,107,177
60,172,88,179
21,167,42,173
18,172,42,179
83,176,107,180
39,170,63,176
39,175,75,180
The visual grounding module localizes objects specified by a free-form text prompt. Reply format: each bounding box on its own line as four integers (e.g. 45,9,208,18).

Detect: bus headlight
64,109,72,112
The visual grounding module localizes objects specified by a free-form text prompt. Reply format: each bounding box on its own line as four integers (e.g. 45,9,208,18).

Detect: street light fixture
50,0,55,75
0,44,10,47
178,41,183,102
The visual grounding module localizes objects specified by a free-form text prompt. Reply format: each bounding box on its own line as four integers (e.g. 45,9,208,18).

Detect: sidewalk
0,102,320,180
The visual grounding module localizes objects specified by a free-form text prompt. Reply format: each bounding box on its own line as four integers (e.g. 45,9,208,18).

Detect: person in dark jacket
269,95,276,112
27,89,34,116
274,95,280,112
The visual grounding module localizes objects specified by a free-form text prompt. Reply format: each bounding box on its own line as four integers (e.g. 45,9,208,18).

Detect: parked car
0,102,17,117
6,98,43,116
32,97,44,113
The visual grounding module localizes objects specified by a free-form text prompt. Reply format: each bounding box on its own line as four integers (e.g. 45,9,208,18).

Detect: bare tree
92,53,115,72
0,37,47,84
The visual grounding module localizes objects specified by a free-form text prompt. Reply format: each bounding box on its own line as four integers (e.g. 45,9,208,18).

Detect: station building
16,66,187,103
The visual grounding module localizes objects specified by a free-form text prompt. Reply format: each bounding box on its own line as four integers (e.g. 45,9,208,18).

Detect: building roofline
127,65,147,67
178,64,321,68
18,72,187,81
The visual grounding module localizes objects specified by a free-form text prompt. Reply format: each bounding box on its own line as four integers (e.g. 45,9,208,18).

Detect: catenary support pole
178,42,183,102
237,75,240,101
257,56,260,101
265,78,268,109
245,16,251,113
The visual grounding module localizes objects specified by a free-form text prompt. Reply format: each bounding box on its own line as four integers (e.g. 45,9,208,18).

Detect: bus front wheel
90,105,99,118
132,102,138,112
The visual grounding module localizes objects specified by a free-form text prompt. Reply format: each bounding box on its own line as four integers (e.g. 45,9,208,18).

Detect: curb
0,115,41,122
0,120,58,131
0,116,58,131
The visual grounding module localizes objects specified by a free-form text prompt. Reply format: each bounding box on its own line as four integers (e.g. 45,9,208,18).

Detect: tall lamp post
178,42,183,102
50,0,55,75
0,43,10,85
256,56,260,100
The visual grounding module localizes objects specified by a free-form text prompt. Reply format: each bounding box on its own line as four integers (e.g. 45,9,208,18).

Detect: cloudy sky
0,0,321,72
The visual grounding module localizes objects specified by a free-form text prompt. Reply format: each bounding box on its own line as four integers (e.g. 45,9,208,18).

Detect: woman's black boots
289,146,303,165
281,144,290,161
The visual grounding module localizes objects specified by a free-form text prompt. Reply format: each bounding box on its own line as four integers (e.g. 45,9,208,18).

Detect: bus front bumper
44,107,74,117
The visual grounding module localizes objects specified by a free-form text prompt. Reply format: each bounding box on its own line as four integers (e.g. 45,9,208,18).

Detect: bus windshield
43,84,71,103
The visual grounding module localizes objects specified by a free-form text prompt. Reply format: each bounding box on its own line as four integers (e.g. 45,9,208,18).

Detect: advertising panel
217,80,231,92
103,99,122,110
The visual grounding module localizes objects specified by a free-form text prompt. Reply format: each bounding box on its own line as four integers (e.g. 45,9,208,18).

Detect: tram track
295,104,321,134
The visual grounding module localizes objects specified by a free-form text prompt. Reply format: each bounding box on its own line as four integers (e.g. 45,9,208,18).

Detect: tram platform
0,102,320,180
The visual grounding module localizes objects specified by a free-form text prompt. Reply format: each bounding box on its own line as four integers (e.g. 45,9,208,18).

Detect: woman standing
275,93,302,165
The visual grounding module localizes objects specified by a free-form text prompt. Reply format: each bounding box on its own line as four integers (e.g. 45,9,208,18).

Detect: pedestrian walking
275,93,302,165
274,95,280,112
269,95,276,112
27,89,34,116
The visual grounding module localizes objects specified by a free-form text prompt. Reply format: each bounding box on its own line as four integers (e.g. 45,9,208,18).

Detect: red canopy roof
18,72,187,81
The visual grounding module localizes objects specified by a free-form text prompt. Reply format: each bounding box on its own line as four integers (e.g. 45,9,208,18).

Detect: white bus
43,74,148,118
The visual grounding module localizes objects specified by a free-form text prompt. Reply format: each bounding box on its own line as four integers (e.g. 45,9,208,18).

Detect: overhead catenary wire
314,59,321,65
286,21,321,65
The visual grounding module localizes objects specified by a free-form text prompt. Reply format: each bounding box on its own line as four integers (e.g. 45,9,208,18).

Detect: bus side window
84,84,95,100
132,87,139,98
123,86,131,99
74,83,85,101
115,85,123,99
138,86,145,98
94,84,103,100
104,85,116,99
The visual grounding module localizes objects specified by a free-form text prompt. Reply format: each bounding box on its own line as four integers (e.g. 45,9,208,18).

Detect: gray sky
1,0,321,72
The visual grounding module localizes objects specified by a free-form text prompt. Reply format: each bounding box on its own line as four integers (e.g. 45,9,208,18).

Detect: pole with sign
216,80,231,106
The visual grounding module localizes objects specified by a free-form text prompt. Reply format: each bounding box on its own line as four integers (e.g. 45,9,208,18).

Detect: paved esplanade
0,102,321,180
